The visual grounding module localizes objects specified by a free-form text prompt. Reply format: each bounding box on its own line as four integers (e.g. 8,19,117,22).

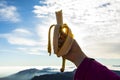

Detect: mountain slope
0,68,119,80
0,68,58,80
31,72,74,80
31,70,120,80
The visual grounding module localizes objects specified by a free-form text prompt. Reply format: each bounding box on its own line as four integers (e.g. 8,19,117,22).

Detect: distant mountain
0,68,119,80
31,70,120,80
0,68,58,80
31,72,74,80
113,70,120,76
113,65,120,67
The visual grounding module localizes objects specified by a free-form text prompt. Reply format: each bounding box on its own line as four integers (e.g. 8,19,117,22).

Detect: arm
63,40,120,80
74,57,120,80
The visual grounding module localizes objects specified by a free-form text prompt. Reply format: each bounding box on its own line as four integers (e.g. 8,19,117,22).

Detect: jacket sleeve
74,57,120,80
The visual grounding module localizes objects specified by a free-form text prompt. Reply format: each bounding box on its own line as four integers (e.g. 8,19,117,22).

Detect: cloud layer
0,0,120,59
0,1,20,22
0,28,47,55
33,0,120,58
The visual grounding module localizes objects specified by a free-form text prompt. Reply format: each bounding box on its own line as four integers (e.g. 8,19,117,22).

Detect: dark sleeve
74,57,120,80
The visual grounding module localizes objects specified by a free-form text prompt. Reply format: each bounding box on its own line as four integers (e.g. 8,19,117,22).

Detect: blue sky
0,0,120,68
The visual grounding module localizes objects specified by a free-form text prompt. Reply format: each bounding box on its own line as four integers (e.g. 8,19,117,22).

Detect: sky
0,0,120,68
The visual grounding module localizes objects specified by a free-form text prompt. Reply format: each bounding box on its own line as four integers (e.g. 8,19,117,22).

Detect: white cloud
0,27,47,55
0,28,37,46
6,28,38,46
0,1,20,22
17,47,47,55
7,37,38,46
13,28,32,35
83,42,120,59
33,0,120,59
36,24,49,41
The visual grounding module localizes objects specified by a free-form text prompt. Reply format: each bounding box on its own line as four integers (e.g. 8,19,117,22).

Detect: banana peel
48,10,74,72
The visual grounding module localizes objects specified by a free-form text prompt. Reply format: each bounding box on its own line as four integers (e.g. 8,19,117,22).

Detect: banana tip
60,68,64,72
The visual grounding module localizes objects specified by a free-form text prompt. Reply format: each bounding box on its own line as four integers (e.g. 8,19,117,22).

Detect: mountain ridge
0,68,119,80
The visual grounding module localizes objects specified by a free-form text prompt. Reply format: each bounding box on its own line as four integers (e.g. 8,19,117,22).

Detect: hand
63,40,87,67
58,28,87,67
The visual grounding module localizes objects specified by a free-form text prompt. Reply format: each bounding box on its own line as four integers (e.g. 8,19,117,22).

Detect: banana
48,10,74,72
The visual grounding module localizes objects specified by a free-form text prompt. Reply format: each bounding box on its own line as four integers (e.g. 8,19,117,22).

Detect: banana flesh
48,10,74,72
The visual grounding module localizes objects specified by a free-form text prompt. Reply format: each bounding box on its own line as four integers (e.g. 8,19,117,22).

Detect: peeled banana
48,10,74,72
